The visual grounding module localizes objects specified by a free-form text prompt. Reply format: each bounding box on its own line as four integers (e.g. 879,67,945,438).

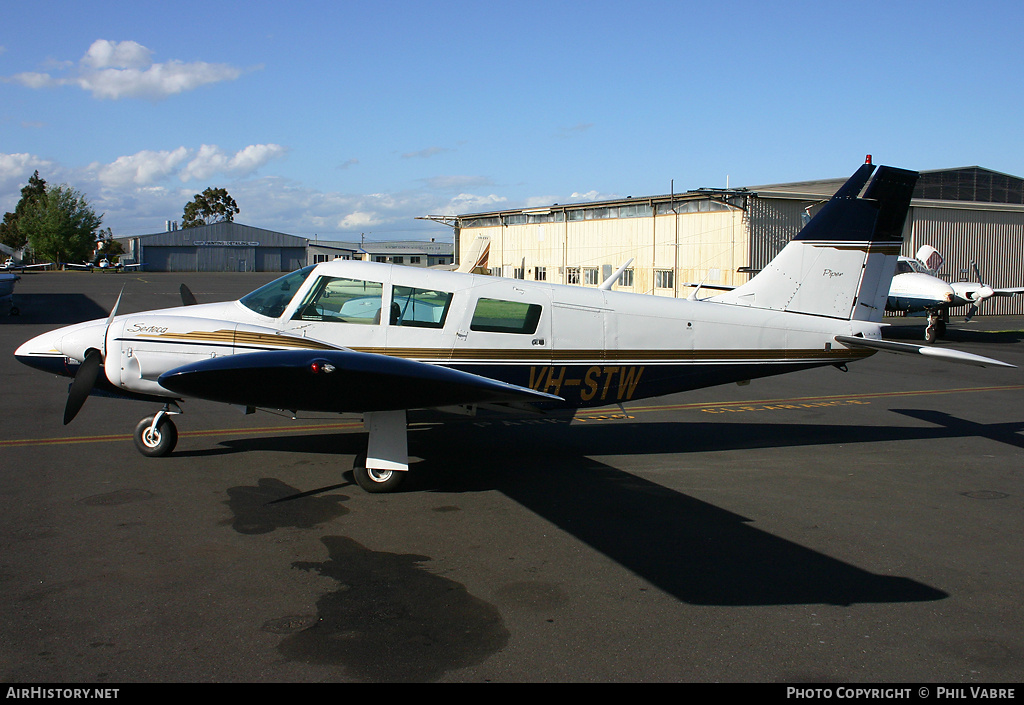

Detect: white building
433,166,1024,315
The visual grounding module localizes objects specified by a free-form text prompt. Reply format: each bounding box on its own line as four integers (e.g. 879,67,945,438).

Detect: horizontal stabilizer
833,335,1015,368
158,349,564,413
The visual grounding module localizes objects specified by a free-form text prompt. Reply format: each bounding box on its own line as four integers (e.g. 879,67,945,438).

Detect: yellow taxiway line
2,384,1022,450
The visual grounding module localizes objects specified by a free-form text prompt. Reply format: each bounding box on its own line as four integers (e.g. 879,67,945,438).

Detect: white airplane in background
2,257,51,272
887,245,1024,342
0,271,20,315
14,158,1015,493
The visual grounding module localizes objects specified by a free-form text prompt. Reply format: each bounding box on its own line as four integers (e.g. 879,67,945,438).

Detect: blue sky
2,0,1022,242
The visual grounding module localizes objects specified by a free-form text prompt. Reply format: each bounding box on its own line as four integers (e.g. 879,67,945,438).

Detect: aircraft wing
833,334,1015,368
158,348,564,413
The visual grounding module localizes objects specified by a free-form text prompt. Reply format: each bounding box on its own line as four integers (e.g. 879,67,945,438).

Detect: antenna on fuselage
599,258,635,290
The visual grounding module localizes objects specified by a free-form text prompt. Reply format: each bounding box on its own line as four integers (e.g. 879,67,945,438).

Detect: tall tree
0,171,48,250
182,187,240,228
95,227,124,261
20,185,103,265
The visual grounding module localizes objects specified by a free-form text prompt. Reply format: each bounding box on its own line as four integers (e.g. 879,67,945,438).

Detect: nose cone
14,319,107,376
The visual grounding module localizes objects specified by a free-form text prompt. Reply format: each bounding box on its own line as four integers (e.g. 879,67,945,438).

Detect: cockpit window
391,286,453,328
239,265,315,318
292,276,384,324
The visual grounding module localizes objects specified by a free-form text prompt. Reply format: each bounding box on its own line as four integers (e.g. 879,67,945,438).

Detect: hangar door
145,246,198,272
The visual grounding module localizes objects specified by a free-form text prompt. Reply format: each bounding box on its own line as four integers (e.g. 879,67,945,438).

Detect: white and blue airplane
14,159,1014,492
887,245,1024,341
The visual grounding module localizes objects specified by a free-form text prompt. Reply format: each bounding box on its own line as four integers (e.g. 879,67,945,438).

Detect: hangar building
441,166,1024,315
120,222,308,272
121,223,455,273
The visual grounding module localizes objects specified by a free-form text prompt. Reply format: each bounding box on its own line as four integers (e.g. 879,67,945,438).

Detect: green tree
0,171,48,250
182,187,240,228
95,227,125,262
20,185,103,265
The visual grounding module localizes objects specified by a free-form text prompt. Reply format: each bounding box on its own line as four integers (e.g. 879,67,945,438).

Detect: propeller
63,348,102,424
62,286,123,425
964,262,994,322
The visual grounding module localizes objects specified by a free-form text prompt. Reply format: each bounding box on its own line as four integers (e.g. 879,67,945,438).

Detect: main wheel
134,414,178,457
353,463,405,493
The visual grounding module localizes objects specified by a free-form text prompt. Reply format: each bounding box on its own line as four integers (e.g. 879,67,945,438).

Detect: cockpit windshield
239,265,315,318
896,259,928,275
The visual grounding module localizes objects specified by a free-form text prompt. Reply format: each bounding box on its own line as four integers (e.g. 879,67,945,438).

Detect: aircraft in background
14,159,1015,493
0,271,20,315
887,245,1024,341
2,257,51,272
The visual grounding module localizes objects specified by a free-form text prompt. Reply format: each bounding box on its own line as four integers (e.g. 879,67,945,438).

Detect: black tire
353,463,405,493
133,414,178,457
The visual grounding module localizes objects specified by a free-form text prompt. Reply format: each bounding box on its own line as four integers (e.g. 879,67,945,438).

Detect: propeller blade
64,348,102,425
965,304,978,322
103,286,124,358
180,284,198,306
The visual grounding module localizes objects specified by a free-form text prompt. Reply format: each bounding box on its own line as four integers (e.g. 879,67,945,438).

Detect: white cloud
7,71,55,89
4,39,246,100
79,144,286,189
82,39,153,70
444,192,507,214
0,153,56,200
93,147,190,188
401,146,452,159
181,144,287,182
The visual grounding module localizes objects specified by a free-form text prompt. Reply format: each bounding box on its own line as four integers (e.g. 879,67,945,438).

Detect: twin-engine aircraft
15,159,1015,492
888,245,1024,341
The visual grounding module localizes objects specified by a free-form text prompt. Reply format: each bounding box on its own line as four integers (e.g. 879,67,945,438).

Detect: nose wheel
133,408,179,457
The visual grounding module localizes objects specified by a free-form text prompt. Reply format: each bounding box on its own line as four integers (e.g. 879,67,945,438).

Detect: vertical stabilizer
712,160,918,321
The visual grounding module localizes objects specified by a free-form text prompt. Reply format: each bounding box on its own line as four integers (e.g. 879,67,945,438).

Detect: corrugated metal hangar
119,223,454,273
121,222,308,273
444,166,1024,315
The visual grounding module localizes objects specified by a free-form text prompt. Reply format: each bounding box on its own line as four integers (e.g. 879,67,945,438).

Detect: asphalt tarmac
1,270,1023,683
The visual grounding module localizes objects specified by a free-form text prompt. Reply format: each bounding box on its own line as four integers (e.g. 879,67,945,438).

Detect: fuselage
16,259,879,411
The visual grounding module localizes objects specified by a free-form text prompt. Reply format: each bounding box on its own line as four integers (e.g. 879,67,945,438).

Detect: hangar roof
751,166,1024,205
123,221,308,247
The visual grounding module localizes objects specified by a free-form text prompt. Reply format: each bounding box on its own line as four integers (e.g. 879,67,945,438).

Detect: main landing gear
352,410,408,493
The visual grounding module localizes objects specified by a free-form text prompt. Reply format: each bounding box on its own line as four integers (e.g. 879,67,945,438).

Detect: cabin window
239,265,315,318
292,276,384,324
470,298,542,334
391,286,453,328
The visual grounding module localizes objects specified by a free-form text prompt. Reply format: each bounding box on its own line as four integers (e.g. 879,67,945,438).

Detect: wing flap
158,349,562,412
833,334,1015,368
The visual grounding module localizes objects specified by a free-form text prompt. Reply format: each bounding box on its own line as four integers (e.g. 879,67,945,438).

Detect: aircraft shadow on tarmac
197,410,1024,609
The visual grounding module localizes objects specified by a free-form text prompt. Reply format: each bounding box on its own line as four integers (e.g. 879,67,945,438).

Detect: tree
182,187,240,228
95,227,125,262
0,171,48,250
20,185,103,265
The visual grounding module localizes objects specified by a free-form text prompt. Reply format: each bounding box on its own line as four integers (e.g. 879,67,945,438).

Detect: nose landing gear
133,404,181,457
